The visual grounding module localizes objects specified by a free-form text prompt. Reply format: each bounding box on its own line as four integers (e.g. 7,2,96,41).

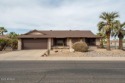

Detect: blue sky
0,0,125,34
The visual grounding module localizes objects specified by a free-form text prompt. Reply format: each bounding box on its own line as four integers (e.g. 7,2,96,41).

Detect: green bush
0,38,18,51
0,39,8,51
11,39,18,50
72,42,89,52
8,39,18,50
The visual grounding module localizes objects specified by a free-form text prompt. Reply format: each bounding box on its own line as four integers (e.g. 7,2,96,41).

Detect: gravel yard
49,48,125,57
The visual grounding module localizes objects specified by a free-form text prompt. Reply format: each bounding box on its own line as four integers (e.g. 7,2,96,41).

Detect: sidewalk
1,57,125,61
35,57,125,61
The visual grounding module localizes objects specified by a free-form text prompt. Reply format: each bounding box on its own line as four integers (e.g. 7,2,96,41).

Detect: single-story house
0,35,8,39
18,30,101,51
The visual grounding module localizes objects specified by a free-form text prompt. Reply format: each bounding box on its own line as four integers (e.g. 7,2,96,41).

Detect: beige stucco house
18,30,101,51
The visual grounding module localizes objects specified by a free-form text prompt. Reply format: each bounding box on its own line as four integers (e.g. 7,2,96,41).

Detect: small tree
0,27,7,35
8,32,18,39
97,32,106,48
8,39,18,50
0,39,8,51
7,32,18,50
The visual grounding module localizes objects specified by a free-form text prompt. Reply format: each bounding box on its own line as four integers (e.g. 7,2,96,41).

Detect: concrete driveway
0,50,47,60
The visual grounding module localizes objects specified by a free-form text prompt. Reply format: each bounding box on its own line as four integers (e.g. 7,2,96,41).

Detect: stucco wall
48,38,51,50
67,38,70,46
18,39,22,50
51,38,53,46
96,38,100,46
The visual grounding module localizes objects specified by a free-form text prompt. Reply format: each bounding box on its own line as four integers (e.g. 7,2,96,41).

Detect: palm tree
0,27,7,35
112,20,125,50
98,12,119,50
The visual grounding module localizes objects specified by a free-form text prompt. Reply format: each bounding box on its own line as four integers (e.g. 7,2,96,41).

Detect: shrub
72,42,89,52
0,38,18,51
7,39,18,50
0,39,8,51
11,39,18,50
7,32,18,50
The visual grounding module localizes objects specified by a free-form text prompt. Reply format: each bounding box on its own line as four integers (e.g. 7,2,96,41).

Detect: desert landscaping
0,12,125,60
49,47,125,57
0,46,125,61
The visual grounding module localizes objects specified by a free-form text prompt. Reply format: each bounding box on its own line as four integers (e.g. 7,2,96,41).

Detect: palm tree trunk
107,32,111,50
119,37,123,50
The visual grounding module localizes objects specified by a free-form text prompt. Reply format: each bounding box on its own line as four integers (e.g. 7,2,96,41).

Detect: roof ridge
38,30,91,31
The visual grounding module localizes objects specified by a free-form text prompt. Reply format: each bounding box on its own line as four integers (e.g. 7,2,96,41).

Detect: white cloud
0,0,125,34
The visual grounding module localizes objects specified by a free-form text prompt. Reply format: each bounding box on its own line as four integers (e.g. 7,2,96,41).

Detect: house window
57,40,64,46
85,38,96,46
54,38,67,46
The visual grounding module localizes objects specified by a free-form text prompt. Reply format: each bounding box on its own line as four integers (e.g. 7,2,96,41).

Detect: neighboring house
18,30,101,51
0,35,8,39
110,40,125,46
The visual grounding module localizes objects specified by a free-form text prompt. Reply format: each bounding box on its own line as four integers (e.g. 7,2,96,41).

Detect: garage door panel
22,38,48,49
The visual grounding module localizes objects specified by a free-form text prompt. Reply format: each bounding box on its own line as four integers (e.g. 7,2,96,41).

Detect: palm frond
97,21,106,31
99,12,107,20
111,31,118,37
111,12,119,19
121,30,125,36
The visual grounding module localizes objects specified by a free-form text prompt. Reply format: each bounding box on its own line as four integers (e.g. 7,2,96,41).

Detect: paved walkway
37,57,125,61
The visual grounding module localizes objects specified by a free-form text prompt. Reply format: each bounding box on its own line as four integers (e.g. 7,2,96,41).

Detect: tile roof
18,30,100,38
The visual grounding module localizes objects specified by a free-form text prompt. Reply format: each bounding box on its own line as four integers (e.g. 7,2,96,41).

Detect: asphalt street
0,61,125,83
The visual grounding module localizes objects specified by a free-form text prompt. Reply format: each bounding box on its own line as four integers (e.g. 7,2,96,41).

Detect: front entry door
54,38,67,46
